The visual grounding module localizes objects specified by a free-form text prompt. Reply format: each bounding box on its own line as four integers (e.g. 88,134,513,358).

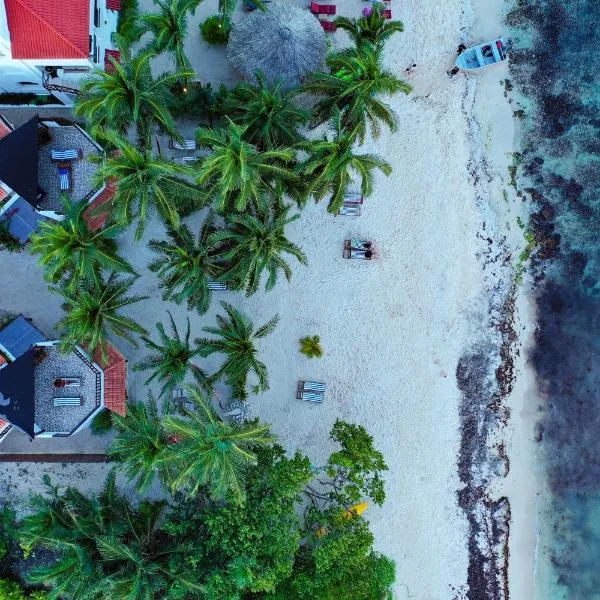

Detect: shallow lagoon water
507,0,600,597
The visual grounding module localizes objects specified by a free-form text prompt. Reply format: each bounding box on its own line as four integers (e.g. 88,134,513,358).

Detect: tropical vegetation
134,312,210,397
29,194,133,289
299,335,323,358
209,204,307,296
53,271,147,358
195,301,279,396
148,215,221,314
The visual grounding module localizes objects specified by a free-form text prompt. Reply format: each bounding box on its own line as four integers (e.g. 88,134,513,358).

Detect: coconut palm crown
148,213,221,314
225,71,309,149
75,47,191,147
142,0,200,72
301,111,392,213
53,271,148,359
108,397,171,492
210,204,307,296
195,119,299,213
134,312,211,398
195,301,279,395
160,385,276,501
334,4,405,48
303,45,411,142
93,133,204,240
29,193,133,289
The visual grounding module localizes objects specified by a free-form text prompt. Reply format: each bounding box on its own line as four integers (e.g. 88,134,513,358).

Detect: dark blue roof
0,315,47,360
3,196,45,243
0,349,35,438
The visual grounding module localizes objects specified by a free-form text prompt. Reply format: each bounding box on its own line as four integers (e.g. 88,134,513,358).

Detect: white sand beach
0,0,541,598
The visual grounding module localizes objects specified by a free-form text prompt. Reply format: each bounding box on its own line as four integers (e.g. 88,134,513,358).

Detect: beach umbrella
227,1,327,90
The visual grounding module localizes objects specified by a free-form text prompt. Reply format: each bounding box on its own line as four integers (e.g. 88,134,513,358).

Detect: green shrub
0,580,48,600
200,16,230,45
0,505,16,561
0,222,22,252
299,335,324,358
117,0,143,44
90,408,113,435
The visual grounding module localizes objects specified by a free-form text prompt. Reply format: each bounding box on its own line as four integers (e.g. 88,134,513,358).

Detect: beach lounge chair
302,381,326,392
321,20,336,31
338,205,361,216
55,377,81,387
343,239,374,259
175,155,197,164
301,392,325,403
310,2,335,14
51,149,79,161
296,380,326,400
343,192,364,205
58,164,71,191
207,280,228,291
53,397,83,406
384,9,391,18
170,138,197,150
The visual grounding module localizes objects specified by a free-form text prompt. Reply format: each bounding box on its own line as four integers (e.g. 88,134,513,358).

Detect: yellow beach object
315,502,369,538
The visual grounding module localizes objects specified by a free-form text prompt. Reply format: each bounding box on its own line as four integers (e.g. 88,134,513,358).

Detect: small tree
90,408,113,435
299,335,323,358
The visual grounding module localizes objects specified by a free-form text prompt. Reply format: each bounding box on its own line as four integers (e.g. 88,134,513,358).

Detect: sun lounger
207,280,228,290
301,392,325,403
175,155,198,164
57,377,81,387
343,239,374,259
343,192,364,205
384,9,391,18
58,165,71,191
303,381,326,392
310,2,335,14
321,20,336,31
53,397,83,406
338,205,361,216
170,139,197,150
51,149,79,161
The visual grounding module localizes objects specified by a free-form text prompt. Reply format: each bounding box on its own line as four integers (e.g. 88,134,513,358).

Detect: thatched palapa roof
227,1,327,90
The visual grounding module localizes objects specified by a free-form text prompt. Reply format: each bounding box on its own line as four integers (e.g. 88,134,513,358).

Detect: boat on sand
455,38,508,72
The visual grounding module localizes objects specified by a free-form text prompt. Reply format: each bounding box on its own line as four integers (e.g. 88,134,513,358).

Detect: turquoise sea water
507,1,600,598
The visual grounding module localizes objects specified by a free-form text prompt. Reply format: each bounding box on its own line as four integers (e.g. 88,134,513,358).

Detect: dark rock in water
563,179,583,202
562,251,587,281
524,156,544,176
582,275,596,289
540,93,581,137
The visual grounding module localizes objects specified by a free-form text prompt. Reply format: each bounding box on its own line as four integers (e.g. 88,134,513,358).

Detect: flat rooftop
38,124,102,211
34,346,101,434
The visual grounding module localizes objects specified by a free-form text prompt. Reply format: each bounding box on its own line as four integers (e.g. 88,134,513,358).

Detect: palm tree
195,301,278,394
108,397,171,492
334,4,404,48
29,193,133,289
134,312,211,398
75,47,191,147
142,0,200,72
303,45,411,142
160,385,276,501
299,335,323,358
93,132,205,240
20,473,203,598
225,72,309,149
195,119,299,213
301,112,392,214
210,204,307,296
148,213,221,314
53,271,148,359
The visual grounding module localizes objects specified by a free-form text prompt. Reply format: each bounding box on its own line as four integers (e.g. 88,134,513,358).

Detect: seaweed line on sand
454,77,521,600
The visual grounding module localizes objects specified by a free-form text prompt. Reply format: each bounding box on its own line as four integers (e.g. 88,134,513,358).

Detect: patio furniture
207,280,228,290
310,2,336,14
176,156,198,164
58,164,71,191
321,20,336,31
53,397,83,406
51,149,79,161
54,377,81,388
170,139,197,150
343,192,364,205
343,239,374,259
296,380,326,400
338,205,361,216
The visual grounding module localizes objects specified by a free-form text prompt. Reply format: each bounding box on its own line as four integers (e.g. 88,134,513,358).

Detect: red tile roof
93,343,127,416
104,49,121,72
0,188,7,202
83,181,116,232
106,0,121,10
5,0,90,60
0,119,12,140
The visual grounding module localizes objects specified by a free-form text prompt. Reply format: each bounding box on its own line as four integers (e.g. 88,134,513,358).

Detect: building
0,112,115,243
0,0,121,105
0,315,127,443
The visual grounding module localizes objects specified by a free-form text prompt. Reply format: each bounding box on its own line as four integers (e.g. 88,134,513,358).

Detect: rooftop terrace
34,346,102,435
38,123,102,212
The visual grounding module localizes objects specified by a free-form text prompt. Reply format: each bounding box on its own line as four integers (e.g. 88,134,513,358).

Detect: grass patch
508,152,523,190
